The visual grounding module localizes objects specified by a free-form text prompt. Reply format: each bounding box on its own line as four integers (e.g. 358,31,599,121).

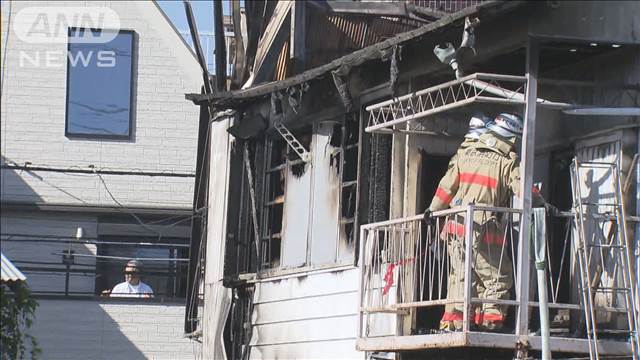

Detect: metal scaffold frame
364,72,570,134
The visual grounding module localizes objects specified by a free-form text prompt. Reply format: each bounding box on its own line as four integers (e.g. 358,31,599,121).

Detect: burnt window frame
337,113,361,260
260,136,286,269
258,115,363,272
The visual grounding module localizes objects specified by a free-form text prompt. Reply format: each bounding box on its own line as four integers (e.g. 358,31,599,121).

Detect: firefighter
424,113,554,332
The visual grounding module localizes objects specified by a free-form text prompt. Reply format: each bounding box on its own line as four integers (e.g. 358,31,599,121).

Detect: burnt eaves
185,1,525,109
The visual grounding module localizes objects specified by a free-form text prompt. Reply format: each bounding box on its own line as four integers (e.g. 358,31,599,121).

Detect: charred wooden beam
230,0,246,89
406,3,447,20
252,1,293,84
186,1,523,106
312,1,444,21
213,0,227,91
290,1,306,72
184,0,212,94
332,70,353,112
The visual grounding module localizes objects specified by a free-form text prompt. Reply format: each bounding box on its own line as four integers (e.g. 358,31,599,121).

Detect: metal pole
65,264,70,296
463,205,475,332
515,38,539,356
533,208,551,360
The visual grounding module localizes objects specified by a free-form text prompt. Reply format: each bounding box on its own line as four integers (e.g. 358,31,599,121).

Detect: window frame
64,28,136,140
94,235,190,300
257,115,363,275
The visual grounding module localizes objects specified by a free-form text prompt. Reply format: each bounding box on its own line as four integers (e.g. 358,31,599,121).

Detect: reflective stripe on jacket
429,133,544,242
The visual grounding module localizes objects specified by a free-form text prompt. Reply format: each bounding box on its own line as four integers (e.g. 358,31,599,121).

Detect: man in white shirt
108,260,154,298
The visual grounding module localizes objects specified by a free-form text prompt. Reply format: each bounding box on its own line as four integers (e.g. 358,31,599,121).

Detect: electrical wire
95,171,165,237
50,252,189,262
1,236,191,248
1,162,195,177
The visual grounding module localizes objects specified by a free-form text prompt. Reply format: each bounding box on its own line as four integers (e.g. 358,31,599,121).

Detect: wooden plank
252,1,293,83
289,1,306,65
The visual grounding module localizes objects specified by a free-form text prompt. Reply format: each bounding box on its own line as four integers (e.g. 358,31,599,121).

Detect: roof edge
186,0,524,106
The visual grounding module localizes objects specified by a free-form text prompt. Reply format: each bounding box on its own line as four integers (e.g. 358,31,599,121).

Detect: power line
96,172,165,237
1,235,190,248
1,163,195,178
51,252,189,262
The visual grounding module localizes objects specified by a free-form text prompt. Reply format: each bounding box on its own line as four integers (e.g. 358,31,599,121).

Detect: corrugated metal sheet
303,14,415,70
273,1,486,81
1,252,26,282
274,39,290,81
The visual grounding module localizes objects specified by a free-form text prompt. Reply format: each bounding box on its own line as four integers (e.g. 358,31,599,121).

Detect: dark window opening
262,138,286,269
65,28,135,139
339,114,361,250
261,129,311,269
224,140,259,280
415,152,453,331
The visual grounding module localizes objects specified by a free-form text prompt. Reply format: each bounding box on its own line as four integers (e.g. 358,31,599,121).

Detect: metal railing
364,72,570,134
357,205,633,342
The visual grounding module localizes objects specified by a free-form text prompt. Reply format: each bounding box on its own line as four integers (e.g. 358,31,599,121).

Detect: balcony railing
357,205,634,355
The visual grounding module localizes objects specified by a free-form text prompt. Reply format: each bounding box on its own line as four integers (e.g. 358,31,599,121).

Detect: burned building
184,1,639,359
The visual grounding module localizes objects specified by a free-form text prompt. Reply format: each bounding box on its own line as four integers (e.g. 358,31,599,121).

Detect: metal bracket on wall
274,122,311,163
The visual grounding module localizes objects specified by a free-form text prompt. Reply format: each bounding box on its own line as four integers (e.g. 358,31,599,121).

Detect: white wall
0,0,201,208
249,268,363,359
31,299,200,360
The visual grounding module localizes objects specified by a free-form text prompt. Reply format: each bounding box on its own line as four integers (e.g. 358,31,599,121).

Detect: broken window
261,138,287,268
338,114,361,261
258,116,362,271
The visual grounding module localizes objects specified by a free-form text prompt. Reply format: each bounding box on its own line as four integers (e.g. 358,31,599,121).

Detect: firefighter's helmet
487,113,523,139
465,113,491,139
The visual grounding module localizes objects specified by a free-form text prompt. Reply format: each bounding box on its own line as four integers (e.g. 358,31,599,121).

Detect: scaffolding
358,63,639,357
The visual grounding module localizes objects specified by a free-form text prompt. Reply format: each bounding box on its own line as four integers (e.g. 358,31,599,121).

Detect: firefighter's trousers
439,223,514,330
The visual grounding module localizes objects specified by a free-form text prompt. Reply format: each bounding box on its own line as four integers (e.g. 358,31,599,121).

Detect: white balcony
357,205,634,356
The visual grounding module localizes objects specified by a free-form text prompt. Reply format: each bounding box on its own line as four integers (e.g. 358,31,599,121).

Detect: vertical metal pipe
515,38,539,346
357,225,366,339
533,208,551,360
463,205,475,332
213,0,227,91
65,264,70,296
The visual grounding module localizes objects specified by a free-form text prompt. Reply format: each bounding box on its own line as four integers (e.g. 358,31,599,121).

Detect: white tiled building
1,1,202,358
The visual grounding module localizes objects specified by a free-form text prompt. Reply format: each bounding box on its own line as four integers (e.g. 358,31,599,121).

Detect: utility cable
95,171,164,237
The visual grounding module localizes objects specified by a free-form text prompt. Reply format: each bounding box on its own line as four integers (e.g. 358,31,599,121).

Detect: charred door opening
416,151,452,332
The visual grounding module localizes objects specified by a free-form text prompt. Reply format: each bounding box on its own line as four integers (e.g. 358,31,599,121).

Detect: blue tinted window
66,29,134,138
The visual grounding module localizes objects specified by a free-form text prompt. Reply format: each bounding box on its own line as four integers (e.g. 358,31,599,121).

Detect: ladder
570,159,639,360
